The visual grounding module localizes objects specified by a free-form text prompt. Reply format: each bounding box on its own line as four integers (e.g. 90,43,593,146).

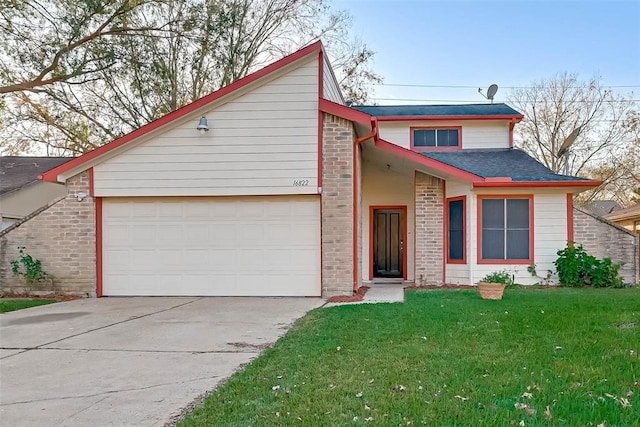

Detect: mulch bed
0,293,84,301
326,286,370,303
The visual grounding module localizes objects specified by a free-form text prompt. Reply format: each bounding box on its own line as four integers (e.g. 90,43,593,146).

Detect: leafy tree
0,0,381,156
509,73,639,205
0,0,163,94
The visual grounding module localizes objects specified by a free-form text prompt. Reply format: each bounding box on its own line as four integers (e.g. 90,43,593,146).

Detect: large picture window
479,196,533,263
412,127,461,150
447,196,466,263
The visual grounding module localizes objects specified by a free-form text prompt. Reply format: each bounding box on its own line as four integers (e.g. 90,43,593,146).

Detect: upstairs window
411,127,461,150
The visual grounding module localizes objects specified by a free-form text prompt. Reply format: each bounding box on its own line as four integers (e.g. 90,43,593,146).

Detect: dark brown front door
373,209,404,278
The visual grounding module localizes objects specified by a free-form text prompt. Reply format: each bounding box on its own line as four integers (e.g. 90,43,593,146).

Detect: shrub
554,244,624,288
10,246,48,287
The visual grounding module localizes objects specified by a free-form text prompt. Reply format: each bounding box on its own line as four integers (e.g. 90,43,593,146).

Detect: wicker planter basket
478,282,506,300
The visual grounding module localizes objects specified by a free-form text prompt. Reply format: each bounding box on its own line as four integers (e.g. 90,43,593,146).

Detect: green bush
554,244,624,288
10,246,48,287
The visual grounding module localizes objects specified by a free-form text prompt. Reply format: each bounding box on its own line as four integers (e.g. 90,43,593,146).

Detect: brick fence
573,206,638,285
0,172,96,295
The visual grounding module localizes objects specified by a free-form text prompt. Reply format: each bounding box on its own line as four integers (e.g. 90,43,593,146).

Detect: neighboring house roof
421,148,591,182
352,103,523,120
590,200,623,216
0,156,71,196
604,204,640,222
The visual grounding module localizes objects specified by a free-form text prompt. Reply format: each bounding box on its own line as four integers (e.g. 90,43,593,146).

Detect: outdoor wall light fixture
73,192,87,202
196,116,209,134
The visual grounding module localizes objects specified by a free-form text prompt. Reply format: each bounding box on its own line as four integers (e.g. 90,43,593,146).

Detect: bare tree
509,73,638,204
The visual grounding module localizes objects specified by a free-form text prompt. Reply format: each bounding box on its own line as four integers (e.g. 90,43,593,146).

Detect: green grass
180,288,640,426
0,299,57,313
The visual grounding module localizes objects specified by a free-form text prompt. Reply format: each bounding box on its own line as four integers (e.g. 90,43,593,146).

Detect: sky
334,0,640,105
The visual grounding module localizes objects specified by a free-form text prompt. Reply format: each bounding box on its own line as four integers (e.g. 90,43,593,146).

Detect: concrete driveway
0,297,322,426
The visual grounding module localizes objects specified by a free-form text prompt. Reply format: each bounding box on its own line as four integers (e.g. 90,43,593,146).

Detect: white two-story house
0,41,601,297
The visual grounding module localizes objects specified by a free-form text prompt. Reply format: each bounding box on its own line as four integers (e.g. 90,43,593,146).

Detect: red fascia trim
317,51,324,188
445,195,467,265
319,99,372,125
374,139,483,182
88,168,94,197
473,180,602,188
317,51,324,296
566,193,574,244
477,194,535,265
352,143,360,291
95,197,103,297
442,182,447,282
376,114,524,122
41,41,325,183
410,126,462,151
368,205,408,280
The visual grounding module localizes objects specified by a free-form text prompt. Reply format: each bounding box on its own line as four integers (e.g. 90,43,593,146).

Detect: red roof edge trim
374,139,483,182
41,41,325,183
473,180,602,188
319,99,372,125
375,114,524,122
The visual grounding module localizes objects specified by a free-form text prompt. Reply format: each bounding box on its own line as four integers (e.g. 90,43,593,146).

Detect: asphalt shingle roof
0,156,72,196
421,148,590,181
352,103,522,117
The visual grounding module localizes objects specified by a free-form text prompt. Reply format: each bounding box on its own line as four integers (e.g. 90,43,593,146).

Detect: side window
447,197,466,263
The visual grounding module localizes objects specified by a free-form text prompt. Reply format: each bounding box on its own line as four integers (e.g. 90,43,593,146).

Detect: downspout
353,118,378,291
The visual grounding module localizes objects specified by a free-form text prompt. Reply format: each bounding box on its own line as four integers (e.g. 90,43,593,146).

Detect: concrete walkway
0,297,322,427
324,284,405,307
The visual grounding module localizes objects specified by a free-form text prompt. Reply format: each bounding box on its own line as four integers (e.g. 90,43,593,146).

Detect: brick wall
414,172,444,284
321,113,356,297
0,172,96,295
574,207,638,285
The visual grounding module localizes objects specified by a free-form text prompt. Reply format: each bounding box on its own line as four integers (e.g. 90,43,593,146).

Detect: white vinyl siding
94,57,320,197
361,161,415,282
323,55,343,103
378,121,510,150
445,180,472,284
102,196,321,296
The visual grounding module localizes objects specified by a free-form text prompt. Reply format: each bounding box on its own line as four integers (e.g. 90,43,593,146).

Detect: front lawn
180,288,640,426
0,299,57,313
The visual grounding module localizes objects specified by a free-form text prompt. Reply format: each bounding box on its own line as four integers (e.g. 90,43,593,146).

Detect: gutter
353,118,378,291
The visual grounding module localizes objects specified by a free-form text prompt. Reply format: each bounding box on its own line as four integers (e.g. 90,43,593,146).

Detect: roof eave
473,180,603,189
319,99,372,125
374,114,524,122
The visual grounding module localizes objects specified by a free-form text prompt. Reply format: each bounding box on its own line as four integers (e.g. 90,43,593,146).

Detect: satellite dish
478,84,499,103
557,126,582,157
487,84,498,100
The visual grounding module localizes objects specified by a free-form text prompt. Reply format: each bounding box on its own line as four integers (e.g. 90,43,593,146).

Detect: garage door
102,196,320,296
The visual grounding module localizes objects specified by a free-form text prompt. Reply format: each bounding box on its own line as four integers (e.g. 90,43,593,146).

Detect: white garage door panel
103,196,320,296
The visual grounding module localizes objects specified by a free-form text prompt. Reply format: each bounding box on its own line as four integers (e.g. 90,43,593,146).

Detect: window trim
410,126,463,151
445,195,467,264
477,194,534,264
